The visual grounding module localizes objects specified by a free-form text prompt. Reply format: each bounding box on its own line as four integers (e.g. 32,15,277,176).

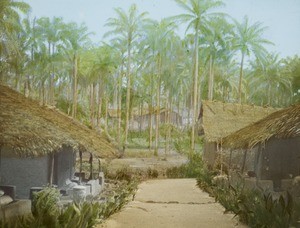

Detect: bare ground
103,149,188,177
98,179,246,228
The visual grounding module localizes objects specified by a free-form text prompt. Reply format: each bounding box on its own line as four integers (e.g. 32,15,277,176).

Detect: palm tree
104,4,149,146
282,55,300,103
141,18,177,154
233,16,273,103
0,0,30,82
62,22,92,118
214,60,239,102
201,16,233,100
170,0,225,150
248,53,292,106
36,17,65,105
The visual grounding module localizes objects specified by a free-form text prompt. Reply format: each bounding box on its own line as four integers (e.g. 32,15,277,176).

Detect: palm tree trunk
165,91,172,156
177,96,180,127
191,28,199,151
149,103,153,151
139,102,143,133
97,80,103,127
238,52,245,104
90,83,96,128
104,97,109,132
124,44,132,146
49,72,54,105
72,54,78,119
155,56,162,156
117,68,123,151
267,81,271,105
208,55,214,100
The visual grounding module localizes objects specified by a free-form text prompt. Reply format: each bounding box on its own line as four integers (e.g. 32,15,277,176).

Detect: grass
123,148,155,158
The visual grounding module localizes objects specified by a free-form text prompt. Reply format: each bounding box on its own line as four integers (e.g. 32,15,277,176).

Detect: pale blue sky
23,0,300,58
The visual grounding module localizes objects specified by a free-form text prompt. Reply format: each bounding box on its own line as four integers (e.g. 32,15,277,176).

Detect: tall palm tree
282,55,300,103
62,22,92,118
202,16,233,100
0,0,30,82
145,19,177,154
104,4,149,146
36,17,65,105
170,0,225,150
248,53,292,106
233,16,273,103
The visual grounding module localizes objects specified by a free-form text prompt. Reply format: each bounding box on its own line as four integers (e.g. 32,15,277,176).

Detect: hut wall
203,142,217,168
259,137,300,182
0,147,50,199
54,146,76,188
224,146,258,174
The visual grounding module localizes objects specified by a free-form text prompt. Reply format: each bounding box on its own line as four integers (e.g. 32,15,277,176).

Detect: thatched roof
222,104,300,150
0,85,118,158
202,100,278,143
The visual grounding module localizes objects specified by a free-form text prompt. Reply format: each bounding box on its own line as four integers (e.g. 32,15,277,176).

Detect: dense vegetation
166,147,300,227
1,182,138,227
1,0,300,149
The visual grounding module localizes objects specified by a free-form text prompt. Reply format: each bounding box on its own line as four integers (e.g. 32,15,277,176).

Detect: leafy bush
1,182,138,227
166,152,206,178
147,168,159,178
98,181,138,221
31,187,61,226
195,165,300,227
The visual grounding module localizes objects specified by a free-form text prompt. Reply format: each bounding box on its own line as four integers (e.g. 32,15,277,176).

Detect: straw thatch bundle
0,85,118,158
222,104,300,150
202,100,278,143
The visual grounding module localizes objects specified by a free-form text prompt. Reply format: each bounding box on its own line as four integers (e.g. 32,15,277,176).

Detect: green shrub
1,182,138,227
31,187,61,226
196,166,300,227
166,152,206,178
98,181,138,221
147,168,159,178
58,202,100,228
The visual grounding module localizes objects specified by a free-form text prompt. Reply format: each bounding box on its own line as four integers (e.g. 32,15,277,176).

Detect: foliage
97,180,138,221
1,182,138,227
58,202,100,228
31,187,61,226
196,166,300,227
166,151,205,178
147,168,159,178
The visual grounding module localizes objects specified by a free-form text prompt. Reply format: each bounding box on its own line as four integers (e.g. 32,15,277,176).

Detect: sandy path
98,179,245,228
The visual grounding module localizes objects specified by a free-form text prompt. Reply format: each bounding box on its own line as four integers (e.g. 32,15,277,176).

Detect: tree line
1,0,299,151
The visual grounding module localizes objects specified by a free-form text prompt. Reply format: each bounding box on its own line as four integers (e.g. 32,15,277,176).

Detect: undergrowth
195,164,300,227
1,181,138,227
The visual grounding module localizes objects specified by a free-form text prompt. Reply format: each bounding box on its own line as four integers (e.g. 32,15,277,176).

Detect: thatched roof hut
202,100,278,143
0,85,118,158
222,104,300,150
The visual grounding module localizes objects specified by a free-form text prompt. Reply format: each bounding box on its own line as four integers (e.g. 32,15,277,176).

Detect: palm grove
1,0,300,152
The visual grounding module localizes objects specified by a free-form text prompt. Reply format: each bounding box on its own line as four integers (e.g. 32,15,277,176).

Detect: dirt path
98,179,245,228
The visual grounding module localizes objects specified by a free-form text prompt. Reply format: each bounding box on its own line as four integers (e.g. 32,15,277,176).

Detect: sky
23,0,300,58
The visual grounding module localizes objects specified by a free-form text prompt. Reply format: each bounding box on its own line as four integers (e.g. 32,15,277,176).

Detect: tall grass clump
166,151,209,178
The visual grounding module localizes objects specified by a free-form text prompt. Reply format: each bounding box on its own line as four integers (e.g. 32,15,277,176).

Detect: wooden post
229,150,233,170
89,153,93,180
98,158,101,173
79,151,82,183
0,146,2,183
241,149,248,174
49,153,55,187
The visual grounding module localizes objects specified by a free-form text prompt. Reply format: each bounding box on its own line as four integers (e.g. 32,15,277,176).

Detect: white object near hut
73,186,86,204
